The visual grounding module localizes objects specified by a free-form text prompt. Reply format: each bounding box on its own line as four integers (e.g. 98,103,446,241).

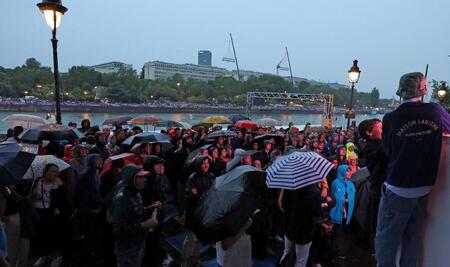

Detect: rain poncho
330,165,355,225
110,164,148,248
345,142,358,160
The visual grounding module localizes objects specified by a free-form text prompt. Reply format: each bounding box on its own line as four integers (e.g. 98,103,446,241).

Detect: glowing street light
37,0,68,124
437,82,448,100
346,59,361,129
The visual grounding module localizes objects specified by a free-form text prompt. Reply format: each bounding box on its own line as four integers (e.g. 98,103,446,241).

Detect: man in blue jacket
375,72,450,267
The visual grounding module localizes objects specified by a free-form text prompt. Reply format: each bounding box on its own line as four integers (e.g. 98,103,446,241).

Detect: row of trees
0,58,387,107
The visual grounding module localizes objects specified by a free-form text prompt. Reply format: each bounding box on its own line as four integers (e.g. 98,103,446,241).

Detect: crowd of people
0,72,448,267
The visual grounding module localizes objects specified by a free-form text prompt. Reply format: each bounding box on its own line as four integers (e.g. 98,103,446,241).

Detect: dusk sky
1,0,449,98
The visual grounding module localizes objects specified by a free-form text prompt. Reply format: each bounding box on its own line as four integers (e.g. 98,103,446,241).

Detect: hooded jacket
90,132,110,161
345,142,358,160
62,144,73,163
110,164,148,248
185,156,215,229
330,165,356,225
73,153,102,211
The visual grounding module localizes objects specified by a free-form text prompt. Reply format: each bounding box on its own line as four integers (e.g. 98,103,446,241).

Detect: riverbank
0,103,384,115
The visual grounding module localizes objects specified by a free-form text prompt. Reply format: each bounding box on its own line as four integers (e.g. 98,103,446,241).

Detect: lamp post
37,0,67,124
346,59,361,129
437,82,448,101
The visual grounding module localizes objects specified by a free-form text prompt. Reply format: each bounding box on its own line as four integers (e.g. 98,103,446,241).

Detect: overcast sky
1,0,449,98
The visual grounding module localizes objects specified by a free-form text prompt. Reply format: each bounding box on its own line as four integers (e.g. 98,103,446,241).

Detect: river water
0,111,384,133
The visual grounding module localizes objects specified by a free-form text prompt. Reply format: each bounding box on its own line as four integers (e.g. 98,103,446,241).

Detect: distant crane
222,33,241,81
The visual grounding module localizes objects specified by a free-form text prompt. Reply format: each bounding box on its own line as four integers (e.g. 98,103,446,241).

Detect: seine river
0,111,384,133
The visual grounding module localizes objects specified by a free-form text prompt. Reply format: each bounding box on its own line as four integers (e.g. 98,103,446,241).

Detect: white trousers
280,235,312,267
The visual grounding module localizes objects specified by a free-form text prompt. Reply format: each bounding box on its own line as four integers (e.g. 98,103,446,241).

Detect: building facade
91,61,132,74
143,61,229,81
198,50,212,66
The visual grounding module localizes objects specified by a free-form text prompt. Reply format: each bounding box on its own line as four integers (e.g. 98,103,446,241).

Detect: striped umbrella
266,151,333,190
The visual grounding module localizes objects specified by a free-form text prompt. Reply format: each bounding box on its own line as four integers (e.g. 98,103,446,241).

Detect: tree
103,81,128,102
24,58,41,69
370,87,380,107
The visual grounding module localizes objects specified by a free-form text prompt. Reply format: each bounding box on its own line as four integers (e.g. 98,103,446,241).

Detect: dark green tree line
0,58,382,107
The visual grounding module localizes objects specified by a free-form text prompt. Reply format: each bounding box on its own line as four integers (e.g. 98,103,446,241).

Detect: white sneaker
50,256,63,267
33,256,47,267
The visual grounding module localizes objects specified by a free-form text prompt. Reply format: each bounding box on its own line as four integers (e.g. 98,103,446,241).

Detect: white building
91,61,132,74
143,61,230,81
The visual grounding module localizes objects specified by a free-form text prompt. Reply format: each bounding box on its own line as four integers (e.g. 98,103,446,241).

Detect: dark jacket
110,165,147,248
209,158,224,177
382,102,450,187
185,157,214,229
90,144,109,161
73,154,102,211
254,149,271,167
362,139,388,198
283,185,322,244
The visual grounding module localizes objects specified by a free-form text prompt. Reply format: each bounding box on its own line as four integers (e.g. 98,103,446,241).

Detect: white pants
280,235,312,267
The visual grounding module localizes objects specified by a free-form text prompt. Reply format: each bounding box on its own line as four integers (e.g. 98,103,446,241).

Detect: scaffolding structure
246,91,334,128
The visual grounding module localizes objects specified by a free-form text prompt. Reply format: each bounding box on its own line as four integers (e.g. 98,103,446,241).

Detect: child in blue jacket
329,164,356,265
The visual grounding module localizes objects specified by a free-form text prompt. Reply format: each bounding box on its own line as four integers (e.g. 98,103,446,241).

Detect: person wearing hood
142,156,172,266
254,140,272,168
329,165,356,266
171,134,193,213
345,142,358,161
62,144,73,163
110,165,158,267
78,119,91,135
72,153,103,264
182,156,215,267
68,145,88,193
90,132,110,161
324,133,339,157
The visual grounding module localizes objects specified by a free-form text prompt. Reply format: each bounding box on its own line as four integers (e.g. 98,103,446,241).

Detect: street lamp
437,82,448,101
346,59,361,129
37,0,67,124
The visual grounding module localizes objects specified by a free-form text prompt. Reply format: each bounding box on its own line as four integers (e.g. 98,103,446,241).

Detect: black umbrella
152,120,187,129
131,141,174,153
122,132,170,146
191,165,266,245
225,150,258,172
229,114,249,123
0,144,36,186
18,124,85,142
184,144,213,170
102,115,133,126
0,141,39,154
207,130,237,140
253,134,284,147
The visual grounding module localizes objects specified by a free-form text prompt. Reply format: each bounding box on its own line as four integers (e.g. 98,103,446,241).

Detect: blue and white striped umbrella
266,151,333,190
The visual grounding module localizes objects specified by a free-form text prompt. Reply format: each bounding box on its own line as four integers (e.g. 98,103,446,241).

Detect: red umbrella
235,120,259,130
100,153,137,177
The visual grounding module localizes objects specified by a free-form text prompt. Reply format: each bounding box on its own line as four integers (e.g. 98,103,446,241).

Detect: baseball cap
396,72,428,99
